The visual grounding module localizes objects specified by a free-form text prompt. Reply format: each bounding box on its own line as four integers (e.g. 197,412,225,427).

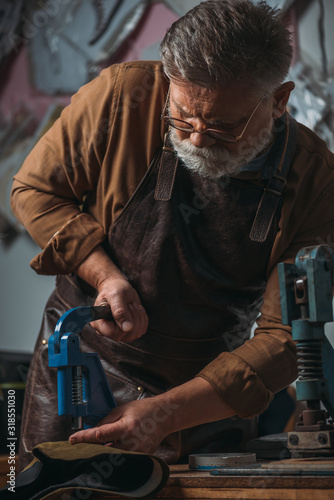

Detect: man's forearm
154,376,235,434
73,245,125,290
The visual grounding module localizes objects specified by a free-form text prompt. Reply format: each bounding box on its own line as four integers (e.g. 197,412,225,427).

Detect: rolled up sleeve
11,176,105,275
10,66,121,275
30,212,105,275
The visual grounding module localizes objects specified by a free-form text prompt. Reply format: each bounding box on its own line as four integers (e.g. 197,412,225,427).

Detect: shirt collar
234,114,291,180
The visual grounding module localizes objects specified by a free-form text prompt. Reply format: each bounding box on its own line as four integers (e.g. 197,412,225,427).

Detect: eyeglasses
162,87,265,144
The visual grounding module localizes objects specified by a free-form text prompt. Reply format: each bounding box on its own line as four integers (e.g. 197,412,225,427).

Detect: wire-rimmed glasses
162,87,265,144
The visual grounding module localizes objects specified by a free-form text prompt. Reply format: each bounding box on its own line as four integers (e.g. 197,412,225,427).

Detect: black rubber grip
90,304,114,321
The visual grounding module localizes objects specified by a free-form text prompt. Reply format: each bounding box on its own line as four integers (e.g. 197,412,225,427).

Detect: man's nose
189,130,217,148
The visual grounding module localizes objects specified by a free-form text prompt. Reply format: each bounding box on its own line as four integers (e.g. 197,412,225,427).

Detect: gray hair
160,0,293,96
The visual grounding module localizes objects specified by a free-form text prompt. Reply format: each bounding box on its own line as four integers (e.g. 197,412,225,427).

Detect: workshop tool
278,244,334,457
48,304,117,430
189,453,256,470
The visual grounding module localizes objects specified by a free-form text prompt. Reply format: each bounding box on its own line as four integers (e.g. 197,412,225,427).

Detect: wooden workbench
2,456,334,499
154,464,334,499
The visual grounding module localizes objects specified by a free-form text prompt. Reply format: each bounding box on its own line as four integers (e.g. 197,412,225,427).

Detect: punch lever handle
90,303,114,321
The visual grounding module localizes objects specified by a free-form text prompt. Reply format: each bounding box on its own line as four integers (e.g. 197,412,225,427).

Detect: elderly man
11,0,334,469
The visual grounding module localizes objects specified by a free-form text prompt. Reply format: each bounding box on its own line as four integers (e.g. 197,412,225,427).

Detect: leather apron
18,115,297,470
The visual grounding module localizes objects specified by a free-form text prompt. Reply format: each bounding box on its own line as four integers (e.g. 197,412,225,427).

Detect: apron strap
249,113,298,243
154,132,179,201
155,114,298,242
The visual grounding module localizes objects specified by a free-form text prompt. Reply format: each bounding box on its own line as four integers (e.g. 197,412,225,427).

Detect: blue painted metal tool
278,245,334,455
278,245,334,418
48,304,117,430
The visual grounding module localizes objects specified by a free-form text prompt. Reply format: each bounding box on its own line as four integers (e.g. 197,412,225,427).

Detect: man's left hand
69,377,235,454
69,397,176,454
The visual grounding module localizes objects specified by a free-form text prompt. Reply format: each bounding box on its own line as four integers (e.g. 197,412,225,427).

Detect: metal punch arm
48,304,117,430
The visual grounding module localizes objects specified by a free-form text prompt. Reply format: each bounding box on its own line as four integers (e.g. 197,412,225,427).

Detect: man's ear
272,81,295,119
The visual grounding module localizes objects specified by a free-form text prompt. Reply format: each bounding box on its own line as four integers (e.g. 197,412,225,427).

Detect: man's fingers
69,427,103,445
112,304,133,332
90,317,116,335
92,279,148,340
91,299,134,337
91,319,132,341
91,302,148,340
69,422,123,445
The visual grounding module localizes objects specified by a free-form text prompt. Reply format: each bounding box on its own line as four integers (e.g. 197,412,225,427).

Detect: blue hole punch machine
48,304,117,430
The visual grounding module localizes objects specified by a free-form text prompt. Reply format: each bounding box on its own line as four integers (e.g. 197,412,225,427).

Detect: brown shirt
10,61,334,418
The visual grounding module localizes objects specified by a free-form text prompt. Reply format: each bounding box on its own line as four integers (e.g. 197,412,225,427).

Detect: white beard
169,120,274,179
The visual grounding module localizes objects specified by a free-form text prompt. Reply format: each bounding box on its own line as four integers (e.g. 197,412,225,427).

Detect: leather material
154,138,179,201
249,114,298,242
8,441,169,500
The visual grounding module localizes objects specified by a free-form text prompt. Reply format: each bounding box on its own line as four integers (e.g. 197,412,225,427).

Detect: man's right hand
73,245,148,342
92,276,148,341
